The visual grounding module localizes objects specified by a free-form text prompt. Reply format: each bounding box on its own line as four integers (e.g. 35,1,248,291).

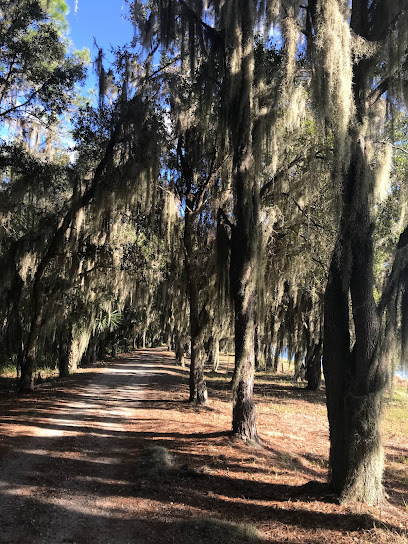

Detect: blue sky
66,0,134,62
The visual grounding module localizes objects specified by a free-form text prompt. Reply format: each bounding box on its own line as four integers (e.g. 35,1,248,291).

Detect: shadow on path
0,349,405,544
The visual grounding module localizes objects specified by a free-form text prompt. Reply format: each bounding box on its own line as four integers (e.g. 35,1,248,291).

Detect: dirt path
0,351,170,544
0,350,407,544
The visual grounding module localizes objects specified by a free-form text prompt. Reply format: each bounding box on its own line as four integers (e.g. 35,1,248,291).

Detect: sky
65,0,134,79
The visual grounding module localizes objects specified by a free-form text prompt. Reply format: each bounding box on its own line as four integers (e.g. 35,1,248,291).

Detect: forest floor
0,349,407,544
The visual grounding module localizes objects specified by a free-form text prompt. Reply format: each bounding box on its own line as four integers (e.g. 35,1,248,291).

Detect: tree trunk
265,344,273,370
174,333,185,367
230,174,258,441
293,351,303,381
59,328,70,377
305,340,322,391
231,266,257,440
323,132,386,505
207,333,220,371
59,333,79,378
273,342,281,372
227,0,259,443
19,278,44,391
83,335,98,365
184,209,207,405
5,270,24,368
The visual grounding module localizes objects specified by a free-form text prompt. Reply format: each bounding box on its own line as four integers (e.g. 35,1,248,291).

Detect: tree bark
317,0,397,504
19,278,44,391
207,332,220,371
59,328,70,377
323,133,386,505
227,0,259,443
254,322,260,371
265,344,273,370
230,174,258,441
293,351,303,381
174,332,185,367
184,209,208,404
273,341,282,372
305,340,322,391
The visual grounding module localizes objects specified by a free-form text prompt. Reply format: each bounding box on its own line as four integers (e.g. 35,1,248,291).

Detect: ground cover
0,349,407,543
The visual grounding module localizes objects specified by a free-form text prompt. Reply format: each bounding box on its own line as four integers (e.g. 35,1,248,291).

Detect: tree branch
260,154,305,200
379,223,408,314
218,207,235,230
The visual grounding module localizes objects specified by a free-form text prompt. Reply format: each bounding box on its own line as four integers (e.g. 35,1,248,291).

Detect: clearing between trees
0,348,407,544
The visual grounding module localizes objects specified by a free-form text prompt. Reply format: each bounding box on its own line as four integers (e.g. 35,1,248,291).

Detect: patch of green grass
383,388,408,437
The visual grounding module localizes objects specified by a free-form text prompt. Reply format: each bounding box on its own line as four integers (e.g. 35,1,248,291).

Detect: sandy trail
0,351,167,544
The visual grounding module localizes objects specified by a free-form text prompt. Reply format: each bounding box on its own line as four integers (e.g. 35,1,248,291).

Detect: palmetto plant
95,309,123,334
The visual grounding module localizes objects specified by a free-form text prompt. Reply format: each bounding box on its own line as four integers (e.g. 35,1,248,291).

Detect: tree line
1,0,408,506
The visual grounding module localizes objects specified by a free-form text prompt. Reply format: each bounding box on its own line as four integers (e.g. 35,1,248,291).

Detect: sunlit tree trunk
226,0,259,442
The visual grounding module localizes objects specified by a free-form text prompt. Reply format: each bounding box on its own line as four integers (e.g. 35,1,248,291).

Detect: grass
383,382,408,438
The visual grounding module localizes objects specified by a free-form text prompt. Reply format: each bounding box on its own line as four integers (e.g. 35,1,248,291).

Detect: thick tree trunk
323,134,386,505
230,171,258,441
228,1,259,443
83,335,98,365
59,333,79,378
5,270,24,367
273,342,282,372
184,210,207,405
190,336,207,404
59,328,70,377
231,277,257,440
293,352,303,381
265,344,273,370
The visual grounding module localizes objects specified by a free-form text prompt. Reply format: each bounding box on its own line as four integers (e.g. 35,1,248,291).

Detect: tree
0,0,85,128
131,0,310,439
0,31,165,390
310,0,408,504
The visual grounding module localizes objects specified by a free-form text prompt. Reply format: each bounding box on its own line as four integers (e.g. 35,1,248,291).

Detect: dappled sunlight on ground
0,348,406,543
